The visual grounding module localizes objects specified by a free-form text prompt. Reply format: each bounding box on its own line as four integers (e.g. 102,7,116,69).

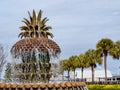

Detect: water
10,47,60,83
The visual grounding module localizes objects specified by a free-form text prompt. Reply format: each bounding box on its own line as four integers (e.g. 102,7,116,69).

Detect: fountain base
0,82,88,90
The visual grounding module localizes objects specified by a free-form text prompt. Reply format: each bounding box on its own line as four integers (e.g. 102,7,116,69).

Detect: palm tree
85,49,102,83
77,53,87,81
96,38,114,84
110,40,120,59
69,55,78,81
62,59,71,81
19,10,53,39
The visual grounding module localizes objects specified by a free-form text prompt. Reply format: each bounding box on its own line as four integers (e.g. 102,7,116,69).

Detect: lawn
87,84,120,90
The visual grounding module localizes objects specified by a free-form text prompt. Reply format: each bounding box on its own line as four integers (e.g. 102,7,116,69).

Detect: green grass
87,84,120,90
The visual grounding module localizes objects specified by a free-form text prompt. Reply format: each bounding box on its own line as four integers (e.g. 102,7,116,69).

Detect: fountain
1,10,88,90
10,38,60,83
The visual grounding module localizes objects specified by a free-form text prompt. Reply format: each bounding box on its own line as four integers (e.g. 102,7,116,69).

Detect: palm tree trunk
62,71,64,81
91,65,94,83
81,67,84,81
68,70,70,81
73,69,75,81
104,54,107,84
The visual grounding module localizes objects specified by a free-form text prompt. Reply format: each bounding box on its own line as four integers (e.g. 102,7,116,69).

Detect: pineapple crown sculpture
10,10,61,83
18,10,53,39
11,10,61,60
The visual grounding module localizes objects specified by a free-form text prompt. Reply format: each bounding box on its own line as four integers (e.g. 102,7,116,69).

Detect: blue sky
0,0,120,75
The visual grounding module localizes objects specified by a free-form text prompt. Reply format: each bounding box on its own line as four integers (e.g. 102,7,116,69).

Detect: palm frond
23,18,30,25
46,32,54,38
37,10,42,22
22,20,30,26
43,26,52,31
18,32,25,39
42,17,49,25
19,26,29,30
32,10,36,26
28,11,33,24
18,31,29,39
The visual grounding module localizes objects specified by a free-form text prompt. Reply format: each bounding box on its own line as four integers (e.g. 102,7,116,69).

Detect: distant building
107,75,120,84
71,70,112,82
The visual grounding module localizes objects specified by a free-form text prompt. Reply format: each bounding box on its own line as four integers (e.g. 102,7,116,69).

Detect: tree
110,40,120,59
19,10,53,39
85,49,102,83
4,63,12,82
0,44,6,77
96,38,114,83
62,59,71,81
69,55,78,81
59,60,66,81
77,53,87,81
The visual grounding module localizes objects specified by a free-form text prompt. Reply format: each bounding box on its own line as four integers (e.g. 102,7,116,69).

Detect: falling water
30,87,33,90
23,88,26,90
76,86,80,90
38,88,41,90
83,86,89,90
9,88,11,90
10,47,61,83
72,86,74,90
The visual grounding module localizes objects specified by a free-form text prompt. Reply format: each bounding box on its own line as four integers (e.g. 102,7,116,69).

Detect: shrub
87,84,120,90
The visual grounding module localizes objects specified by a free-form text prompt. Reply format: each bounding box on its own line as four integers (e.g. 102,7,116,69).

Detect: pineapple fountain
0,10,88,90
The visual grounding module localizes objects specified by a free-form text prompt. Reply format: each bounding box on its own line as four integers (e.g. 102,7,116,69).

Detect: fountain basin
0,82,88,90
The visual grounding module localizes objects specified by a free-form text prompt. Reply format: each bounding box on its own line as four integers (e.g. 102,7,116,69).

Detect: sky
0,0,120,75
